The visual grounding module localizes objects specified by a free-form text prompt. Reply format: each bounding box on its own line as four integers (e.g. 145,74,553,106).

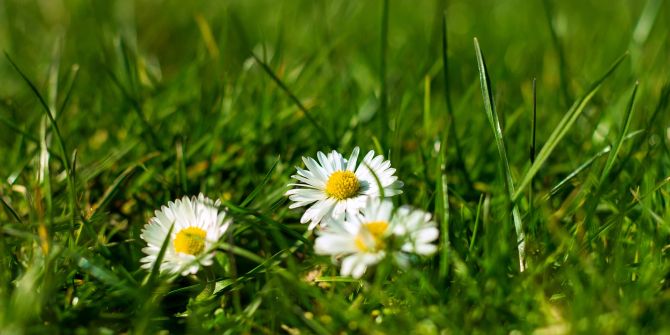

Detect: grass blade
76,255,133,294
90,167,138,217
436,133,450,280
0,196,22,223
0,113,67,166
240,156,280,207
58,64,80,116
632,0,663,45
0,113,39,143
599,82,639,183
473,38,526,272
6,52,79,241
469,194,484,254
5,53,71,174
88,152,158,221
529,78,537,214
145,222,175,285
582,82,639,234
176,140,188,194
512,52,628,202
222,200,310,244
423,75,431,134
530,78,537,164
251,53,334,146
545,129,644,198
611,82,670,180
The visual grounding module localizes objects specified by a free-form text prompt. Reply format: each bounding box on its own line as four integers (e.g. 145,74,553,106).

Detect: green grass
1,0,670,333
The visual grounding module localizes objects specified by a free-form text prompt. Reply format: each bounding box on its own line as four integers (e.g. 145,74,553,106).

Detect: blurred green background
1,0,667,163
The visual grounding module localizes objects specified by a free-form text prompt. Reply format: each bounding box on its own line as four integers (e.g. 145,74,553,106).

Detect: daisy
140,193,231,276
314,198,394,278
286,147,403,229
314,198,439,278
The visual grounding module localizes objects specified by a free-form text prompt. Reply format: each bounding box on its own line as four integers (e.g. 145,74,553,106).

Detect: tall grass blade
632,0,663,45
240,156,280,207
6,52,79,240
529,78,537,214
176,140,188,194
469,194,484,254
545,129,643,198
436,134,450,280
89,165,139,218
423,75,431,134
145,222,175,285
0,197,22,223
582,82,639,235
0,114,39,143
473,38,526,272
58,64,79,115
0,112,67,167
5,53,71,174
251,54,334,146
611,82,670,179
530,78,537,164
512,52,628,202
600,82,639,183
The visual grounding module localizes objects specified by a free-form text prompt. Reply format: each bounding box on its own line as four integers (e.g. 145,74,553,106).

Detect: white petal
317,151,333,174
303,156,328,181
416,227,439,242
333,200,348,216
346,147,360,171
414,243,437,255
340,255,358,277
287,189,326,202
350,261,368,279
314,234,357,255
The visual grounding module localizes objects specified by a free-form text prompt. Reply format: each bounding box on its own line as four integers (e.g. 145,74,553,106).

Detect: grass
1,0,669,333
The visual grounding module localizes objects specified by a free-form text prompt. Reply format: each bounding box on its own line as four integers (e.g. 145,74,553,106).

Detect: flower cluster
139,147,438,279
286,147,439,278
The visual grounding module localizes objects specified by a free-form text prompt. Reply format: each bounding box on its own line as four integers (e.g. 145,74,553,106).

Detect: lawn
1,0,669,333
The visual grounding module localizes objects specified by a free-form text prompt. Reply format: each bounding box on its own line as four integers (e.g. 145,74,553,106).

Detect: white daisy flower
286,147,403,229
314,198,394,278
140,193,231,276
314,198,439,278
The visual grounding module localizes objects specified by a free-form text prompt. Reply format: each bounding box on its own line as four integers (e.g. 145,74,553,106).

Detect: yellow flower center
354,221,389,252
364,221,389,236
325,170,360,200
174,227,207,255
